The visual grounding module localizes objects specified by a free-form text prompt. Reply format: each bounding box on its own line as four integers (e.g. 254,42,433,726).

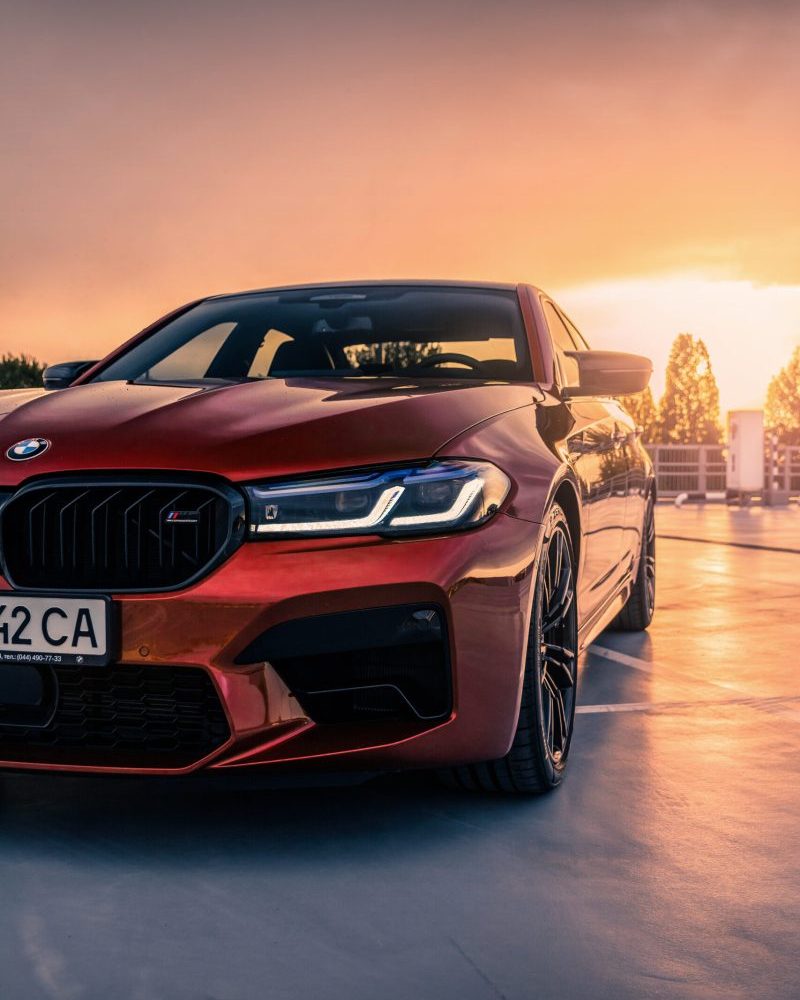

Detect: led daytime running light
253,485,404,534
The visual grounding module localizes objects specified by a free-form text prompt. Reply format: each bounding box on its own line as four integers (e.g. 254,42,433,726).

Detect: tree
658,334,722,443
345,341,443,370
0,353,46,389
765,345,800,444
619,385,659,442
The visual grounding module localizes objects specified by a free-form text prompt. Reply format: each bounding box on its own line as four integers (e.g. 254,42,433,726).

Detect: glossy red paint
0,281,654,776
0,514,540,775
516,284,548,383
0,378,537,487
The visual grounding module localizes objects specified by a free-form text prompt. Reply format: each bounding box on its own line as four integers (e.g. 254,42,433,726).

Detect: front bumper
0,513,542,775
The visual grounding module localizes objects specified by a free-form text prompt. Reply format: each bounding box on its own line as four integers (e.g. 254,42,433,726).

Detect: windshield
93,286,532,384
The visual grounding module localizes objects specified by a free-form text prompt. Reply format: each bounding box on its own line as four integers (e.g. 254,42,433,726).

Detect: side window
542,301,580,387
560,310,591,351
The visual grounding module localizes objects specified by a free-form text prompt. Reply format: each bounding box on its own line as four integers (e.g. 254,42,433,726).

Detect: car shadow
0,768,575,870
0,624,641,875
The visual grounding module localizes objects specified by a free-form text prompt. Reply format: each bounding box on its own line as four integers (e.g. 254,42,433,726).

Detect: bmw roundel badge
6,437,51,461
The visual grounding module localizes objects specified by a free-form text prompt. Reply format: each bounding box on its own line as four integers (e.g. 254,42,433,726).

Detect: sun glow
2,2,799,415
557,274,800,414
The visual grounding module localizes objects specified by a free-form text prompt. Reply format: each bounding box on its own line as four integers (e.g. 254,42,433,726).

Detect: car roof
207,279,537,301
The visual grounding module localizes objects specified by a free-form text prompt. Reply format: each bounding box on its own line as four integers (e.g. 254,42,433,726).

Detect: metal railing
644,443,800,497
765,444,800,493
644,444,727,496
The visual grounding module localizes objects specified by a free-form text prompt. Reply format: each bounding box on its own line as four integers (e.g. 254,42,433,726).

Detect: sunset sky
1,0,799,413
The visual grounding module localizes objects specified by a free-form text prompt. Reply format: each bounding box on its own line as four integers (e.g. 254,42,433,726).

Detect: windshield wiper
130,376,251,388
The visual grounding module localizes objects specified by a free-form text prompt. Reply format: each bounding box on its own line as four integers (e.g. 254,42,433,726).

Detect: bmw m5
0,282,655,792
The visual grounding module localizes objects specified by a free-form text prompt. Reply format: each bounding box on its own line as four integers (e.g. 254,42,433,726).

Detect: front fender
436,403,569,525
438,405,587,638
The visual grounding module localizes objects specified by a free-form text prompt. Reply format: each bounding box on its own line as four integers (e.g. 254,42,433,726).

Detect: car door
560,307,639,577
542,301,627,620
611,398,647,570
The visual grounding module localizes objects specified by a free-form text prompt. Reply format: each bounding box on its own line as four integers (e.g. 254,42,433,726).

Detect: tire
441,503,578,794
610,494,655,632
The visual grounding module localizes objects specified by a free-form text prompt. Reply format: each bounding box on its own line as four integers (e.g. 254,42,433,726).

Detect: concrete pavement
0,518,798,1000
656,500,800,552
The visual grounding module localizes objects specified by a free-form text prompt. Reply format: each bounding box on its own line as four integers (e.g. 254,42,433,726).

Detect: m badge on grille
165,510,201,524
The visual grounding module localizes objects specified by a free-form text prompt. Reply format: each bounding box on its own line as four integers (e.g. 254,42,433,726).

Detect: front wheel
442,503,578,794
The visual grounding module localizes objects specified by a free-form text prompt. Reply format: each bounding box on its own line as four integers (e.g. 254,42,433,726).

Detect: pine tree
0,353,46,389
658,334,722,444
765,346,800,444
619,385,659,442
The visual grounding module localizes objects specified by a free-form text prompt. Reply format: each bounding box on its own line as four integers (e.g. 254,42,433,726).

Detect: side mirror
562,351,652,398
43,361,98,391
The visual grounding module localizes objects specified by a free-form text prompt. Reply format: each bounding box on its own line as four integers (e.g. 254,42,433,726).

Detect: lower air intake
0,664,230,769
235,605,452,724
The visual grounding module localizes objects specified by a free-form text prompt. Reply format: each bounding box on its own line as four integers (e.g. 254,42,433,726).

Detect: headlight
245,460,510,538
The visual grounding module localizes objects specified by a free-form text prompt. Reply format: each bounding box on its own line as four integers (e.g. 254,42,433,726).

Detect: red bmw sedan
0,282,654,792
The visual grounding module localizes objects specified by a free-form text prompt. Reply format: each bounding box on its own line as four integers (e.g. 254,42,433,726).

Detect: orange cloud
1,0,799,408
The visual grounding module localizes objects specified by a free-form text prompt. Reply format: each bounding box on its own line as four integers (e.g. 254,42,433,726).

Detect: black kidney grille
1,482,236,591
0,664,230,768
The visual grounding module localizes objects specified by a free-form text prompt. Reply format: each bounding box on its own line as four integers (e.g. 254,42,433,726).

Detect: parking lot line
587,644,654,672
587,635,800,723
577,693,800,716
656,533,800,556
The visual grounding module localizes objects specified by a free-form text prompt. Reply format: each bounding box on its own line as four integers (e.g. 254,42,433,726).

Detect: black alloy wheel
443,503,578,794
611,494,656,631
643,497,656,617
538,519,578,768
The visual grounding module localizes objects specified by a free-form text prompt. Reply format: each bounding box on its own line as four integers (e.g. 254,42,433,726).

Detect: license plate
0,595,113,667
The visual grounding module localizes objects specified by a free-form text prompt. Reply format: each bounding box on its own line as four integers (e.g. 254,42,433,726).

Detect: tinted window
542,301,580,386
94,287,532,385
561,310,591,351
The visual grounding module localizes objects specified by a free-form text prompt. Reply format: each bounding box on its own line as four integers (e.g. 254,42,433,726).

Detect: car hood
0,378,534,485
